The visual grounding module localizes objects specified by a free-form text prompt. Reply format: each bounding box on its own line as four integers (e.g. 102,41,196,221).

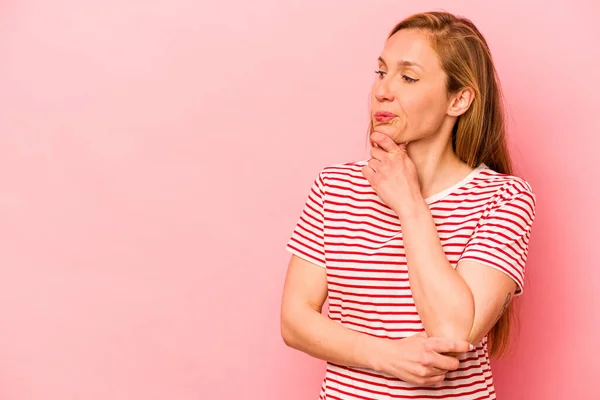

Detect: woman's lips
374,111,397,122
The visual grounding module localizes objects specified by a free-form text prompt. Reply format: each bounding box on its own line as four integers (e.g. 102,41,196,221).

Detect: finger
426,351,461,372
421,374,446,386
409,374,446,387
417,363,448,376
427,337,471,354
400,371,445,387
370,146,387,161
443,351,465,358
362,165,375,179
410,364,448,382
367,158,380,172
425,374,446,386
371,132,402,153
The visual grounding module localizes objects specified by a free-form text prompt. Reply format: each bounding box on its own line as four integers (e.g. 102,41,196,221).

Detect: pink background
0,1,598,399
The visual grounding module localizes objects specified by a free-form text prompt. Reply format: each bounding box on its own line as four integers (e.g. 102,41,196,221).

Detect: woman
281,11,536,400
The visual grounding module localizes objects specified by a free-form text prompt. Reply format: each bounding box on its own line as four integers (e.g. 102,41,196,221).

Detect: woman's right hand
370,331,472,386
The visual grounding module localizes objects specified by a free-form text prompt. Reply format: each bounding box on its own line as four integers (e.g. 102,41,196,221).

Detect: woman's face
371,29,452,145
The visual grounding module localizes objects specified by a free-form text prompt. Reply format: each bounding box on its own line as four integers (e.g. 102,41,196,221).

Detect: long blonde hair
370,11,516,357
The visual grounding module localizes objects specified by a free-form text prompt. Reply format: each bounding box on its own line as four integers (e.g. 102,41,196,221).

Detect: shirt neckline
424,162,488,205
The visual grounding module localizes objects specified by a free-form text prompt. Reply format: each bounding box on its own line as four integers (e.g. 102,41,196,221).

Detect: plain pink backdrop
0,1,598,399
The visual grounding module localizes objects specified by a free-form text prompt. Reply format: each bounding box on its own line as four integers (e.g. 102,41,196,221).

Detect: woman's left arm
400,204,519,345
363,132,536,345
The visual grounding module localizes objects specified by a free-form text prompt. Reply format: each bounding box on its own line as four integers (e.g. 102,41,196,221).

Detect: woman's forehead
380,30,441,71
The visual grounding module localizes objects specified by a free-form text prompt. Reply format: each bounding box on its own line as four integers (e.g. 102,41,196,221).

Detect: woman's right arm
280,254,472,386
280,254,377,369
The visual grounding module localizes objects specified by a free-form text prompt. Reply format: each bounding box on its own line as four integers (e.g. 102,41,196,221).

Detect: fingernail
469,344,475,351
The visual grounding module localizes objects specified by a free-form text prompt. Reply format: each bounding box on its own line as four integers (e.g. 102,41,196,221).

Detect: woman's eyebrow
378,56,424,71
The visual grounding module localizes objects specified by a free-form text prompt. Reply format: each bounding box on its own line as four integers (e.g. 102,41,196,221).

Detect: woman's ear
448,87,475,117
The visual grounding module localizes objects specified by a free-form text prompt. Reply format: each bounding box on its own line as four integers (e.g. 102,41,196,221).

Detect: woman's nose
375,77,395,102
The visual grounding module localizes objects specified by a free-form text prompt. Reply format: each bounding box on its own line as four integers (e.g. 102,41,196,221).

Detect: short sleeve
458,186,537,296
285,170,326,268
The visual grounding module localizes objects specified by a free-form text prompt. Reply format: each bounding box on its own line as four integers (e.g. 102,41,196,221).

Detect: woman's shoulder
478,165,535,195
476,166,536,215
317,158,370,184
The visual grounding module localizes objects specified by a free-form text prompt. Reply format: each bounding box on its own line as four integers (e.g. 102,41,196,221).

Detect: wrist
395,197,429,223
356,335,390,372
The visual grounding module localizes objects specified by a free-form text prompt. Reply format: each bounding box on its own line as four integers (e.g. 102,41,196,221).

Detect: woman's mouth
374,111,397,123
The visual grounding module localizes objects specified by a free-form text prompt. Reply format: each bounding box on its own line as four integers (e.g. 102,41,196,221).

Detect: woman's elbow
280,306,303,348
281,319,295,347
431,323,473,343
426,301,475,342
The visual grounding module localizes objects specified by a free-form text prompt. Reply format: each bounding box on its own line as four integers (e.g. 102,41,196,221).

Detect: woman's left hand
362,132,424,220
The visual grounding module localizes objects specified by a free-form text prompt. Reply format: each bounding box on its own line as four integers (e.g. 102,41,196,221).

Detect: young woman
281,11,536,400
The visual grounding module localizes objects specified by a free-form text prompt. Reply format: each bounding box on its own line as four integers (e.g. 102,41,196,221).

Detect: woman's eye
374,70,418,83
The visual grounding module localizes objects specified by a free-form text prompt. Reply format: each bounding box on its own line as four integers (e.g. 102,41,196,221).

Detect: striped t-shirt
285,159,537,400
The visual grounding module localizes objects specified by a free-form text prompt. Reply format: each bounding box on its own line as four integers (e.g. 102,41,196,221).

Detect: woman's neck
406,139,473,200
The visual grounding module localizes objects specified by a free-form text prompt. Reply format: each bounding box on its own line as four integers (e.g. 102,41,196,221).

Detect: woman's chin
373,128,402,141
